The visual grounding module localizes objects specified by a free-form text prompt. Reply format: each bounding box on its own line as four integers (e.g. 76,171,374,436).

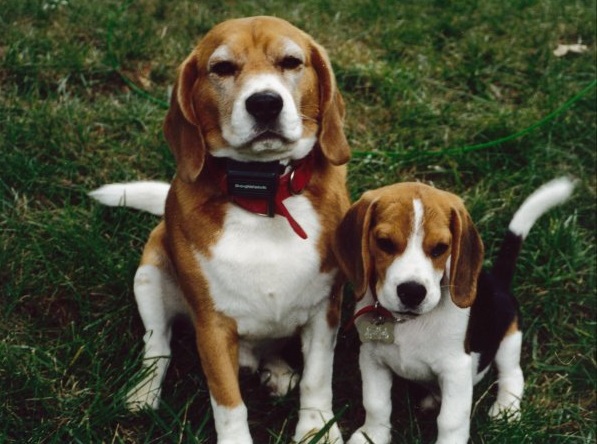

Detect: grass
0,0,595,442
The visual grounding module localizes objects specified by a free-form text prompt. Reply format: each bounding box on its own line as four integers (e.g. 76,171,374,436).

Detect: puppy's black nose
246,91,283,122
397,282,427,308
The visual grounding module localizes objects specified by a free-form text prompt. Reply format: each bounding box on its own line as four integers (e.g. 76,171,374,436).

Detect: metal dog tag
355,312,395,344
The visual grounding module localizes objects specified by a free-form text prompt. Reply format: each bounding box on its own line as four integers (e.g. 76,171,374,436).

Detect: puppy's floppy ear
163,54,206,183
449,205,484,308
333,193,376,299
310,41,350,166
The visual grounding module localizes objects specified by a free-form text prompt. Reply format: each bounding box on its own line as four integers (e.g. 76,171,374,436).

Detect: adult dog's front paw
126,380,161,411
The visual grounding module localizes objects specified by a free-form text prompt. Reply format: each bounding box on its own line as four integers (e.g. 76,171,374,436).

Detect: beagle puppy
91,16,350,443
334,179,574,444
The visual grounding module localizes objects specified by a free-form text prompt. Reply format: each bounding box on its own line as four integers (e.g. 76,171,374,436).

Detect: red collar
345,301,395,332
345,280,417,332
216,154,314,239
345,267,395,331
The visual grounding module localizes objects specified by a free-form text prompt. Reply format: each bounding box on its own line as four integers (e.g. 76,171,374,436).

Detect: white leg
488,331,524,421
347,344,393,444
435,357,473,444
293,302,342,443
210,396,253,444
126,264,184,411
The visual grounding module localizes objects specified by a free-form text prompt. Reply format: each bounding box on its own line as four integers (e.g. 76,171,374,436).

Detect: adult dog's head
163,16,350,183
334,182,484,315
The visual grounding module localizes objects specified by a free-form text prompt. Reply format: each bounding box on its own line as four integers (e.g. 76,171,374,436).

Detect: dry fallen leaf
553,43,588,57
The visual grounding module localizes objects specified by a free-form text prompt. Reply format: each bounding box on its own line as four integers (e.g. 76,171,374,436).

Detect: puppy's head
334,183,484,315
163,16,350,183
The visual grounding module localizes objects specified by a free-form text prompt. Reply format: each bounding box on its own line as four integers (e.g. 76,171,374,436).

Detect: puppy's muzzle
397,281,427,309
246,91,284,124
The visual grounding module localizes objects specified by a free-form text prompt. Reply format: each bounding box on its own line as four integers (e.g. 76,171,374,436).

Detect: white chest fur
196,196,335,339
359,290,471,383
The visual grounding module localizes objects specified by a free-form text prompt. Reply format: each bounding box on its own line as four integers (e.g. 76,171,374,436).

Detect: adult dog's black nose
246,91,283,122
397,281,427,308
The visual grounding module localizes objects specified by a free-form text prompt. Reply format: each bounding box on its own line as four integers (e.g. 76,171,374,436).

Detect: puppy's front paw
488,399,521,422
293,410,343,443
259,356,300,397
347,426,390,444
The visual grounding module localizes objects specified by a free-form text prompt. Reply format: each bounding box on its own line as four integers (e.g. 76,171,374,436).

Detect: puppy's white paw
347,426,390,444
259,356,299,397
293,411,343,443
488,400,521,422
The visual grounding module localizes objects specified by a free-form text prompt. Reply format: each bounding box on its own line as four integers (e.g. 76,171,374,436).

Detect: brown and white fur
90,16,350,444
333,179,574,444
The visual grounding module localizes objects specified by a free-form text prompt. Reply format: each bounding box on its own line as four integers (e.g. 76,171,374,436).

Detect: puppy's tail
89,181,170,216
491,177,575,285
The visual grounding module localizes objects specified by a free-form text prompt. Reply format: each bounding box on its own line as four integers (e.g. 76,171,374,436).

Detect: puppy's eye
430,243,449,258
376,237,396,255
210,61,237,77
279,56,303,70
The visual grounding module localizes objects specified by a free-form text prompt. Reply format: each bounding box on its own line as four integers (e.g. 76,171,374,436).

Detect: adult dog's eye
376,237,396,255
210,61,237,76
430,243,449,258
279,56,303,70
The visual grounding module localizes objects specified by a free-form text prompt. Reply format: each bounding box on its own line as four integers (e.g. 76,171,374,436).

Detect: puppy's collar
215,154,313,239
346,275,416,333
345,301,395,331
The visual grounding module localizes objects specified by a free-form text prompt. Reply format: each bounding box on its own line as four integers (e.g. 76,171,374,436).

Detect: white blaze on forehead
412,198,424,240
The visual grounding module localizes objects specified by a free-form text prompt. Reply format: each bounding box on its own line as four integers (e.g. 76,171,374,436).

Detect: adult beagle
333,179,574,444
90,16,350,443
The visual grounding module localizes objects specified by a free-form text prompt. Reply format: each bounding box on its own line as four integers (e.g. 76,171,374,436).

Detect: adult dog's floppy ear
163,54,206,183
310,41,350,166
333,193,376,299
449,205,484,308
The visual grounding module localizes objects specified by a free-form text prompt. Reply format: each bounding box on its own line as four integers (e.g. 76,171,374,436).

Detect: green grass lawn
1,0,595,442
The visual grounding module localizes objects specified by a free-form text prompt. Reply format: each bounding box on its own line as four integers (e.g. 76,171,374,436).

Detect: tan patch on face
420,202,453,273
368,199,414,290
